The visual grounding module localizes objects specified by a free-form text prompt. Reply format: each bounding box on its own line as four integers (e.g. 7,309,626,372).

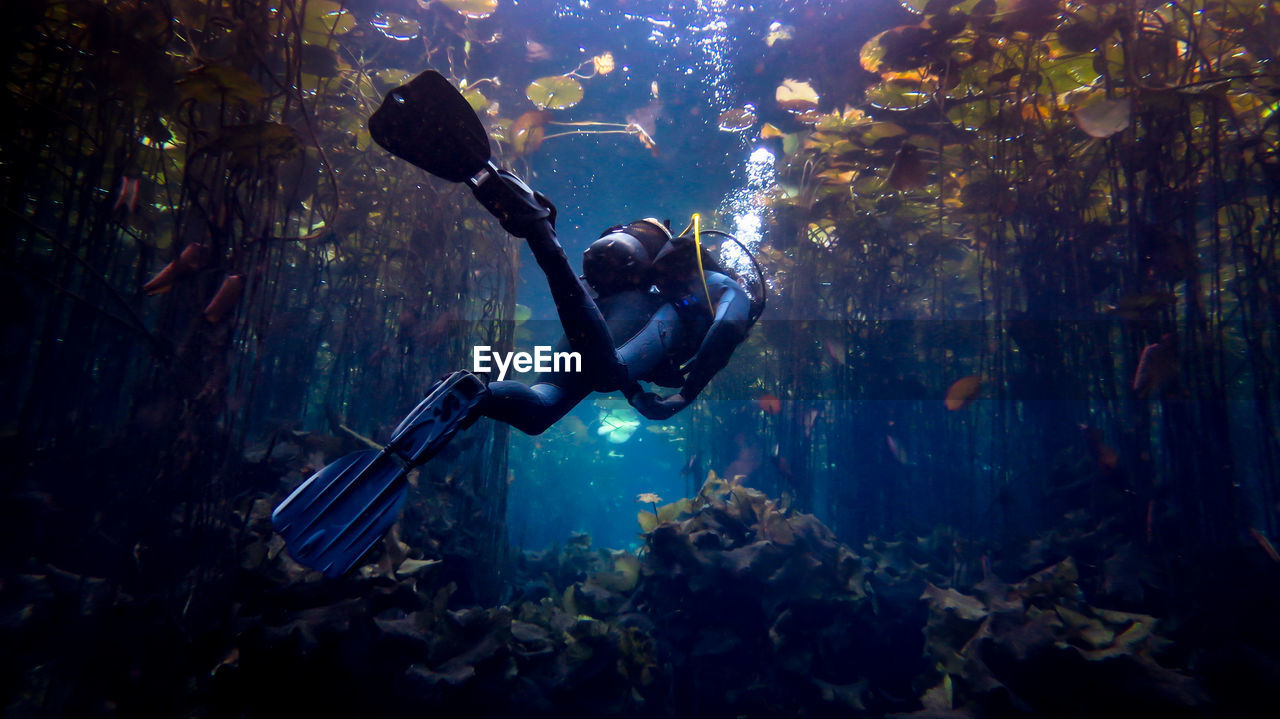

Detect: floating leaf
1073,96,1130,138
142,243,209,295
511,110,550,154
440,0,498,20
808,220,837,248
374,68,414,87
592,52,615,75
526,75,584,110
302,0,354,44
298,44,340,77
371,12,420,41
591,551,640,592
945,375,982,410
760,122,783,139
717,105,757,132
178,65,266,105
463,87,490,113
860,29,891,74
395,558,441,578
776,79,819,113
637,511,658,532
204,122,301,164
756,393,781,414
656,498,692,523
765,21,794,46
204,274,246,323
922,583,989,622
597,406,640,444
866,79,934,111
488,117,513,144
859,121,908,145
887,142,928,190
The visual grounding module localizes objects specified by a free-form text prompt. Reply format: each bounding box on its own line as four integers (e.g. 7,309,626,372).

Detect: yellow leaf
656,498,692,523
439,0,498,20
593,52,615,75
765,22,794,47
637,511,658,532
945,375,982,410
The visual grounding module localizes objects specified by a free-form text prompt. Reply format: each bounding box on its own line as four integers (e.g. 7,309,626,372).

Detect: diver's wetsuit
476,217,750,434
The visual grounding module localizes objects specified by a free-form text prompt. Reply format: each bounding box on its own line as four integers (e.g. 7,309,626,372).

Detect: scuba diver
272,70,765,577
482,213,757,432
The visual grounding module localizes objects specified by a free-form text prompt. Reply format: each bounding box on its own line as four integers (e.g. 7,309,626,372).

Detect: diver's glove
628,391,689,421
467,162,557,238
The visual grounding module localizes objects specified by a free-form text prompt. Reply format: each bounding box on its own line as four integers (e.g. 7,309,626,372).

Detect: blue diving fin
271,371,489,577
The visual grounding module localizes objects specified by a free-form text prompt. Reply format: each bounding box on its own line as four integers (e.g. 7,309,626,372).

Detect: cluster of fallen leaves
908,557,1206,718
213,463,1222,718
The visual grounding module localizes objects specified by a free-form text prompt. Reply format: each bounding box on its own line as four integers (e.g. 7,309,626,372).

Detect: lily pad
1074,96,1130,138
299,44,340,77
859,121,909,146
511,110,550,154
440,0,498,20
302,0,354,45
526,75,584,110
204,122,301,164
374,68,414,89
717,105,757,132
866,78,934,111
462,87,490,113
776,79,819,113
178,65,266,105
371,12,420,41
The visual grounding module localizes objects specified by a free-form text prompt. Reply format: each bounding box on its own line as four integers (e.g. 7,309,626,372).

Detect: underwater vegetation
8,459,1267,717
3,0,1280,715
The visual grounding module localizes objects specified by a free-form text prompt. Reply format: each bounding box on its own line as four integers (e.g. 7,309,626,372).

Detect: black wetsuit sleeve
679,276,751,401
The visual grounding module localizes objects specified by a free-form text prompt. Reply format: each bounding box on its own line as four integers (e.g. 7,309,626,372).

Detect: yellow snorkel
676,213,715,320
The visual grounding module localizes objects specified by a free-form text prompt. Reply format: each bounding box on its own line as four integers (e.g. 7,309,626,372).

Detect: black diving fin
271,371,488,578
368,69,554,236
368,69,491,183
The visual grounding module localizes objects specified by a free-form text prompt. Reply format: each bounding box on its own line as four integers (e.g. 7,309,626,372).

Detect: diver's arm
677,278,751,401
628,277,750,420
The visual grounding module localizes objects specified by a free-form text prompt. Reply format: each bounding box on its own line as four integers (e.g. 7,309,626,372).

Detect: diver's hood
583,233,653,295
601,218,671,261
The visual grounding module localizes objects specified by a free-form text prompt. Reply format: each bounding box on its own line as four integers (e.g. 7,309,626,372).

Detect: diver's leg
480,380,590,435
523,222,631,391
468,167,628,391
